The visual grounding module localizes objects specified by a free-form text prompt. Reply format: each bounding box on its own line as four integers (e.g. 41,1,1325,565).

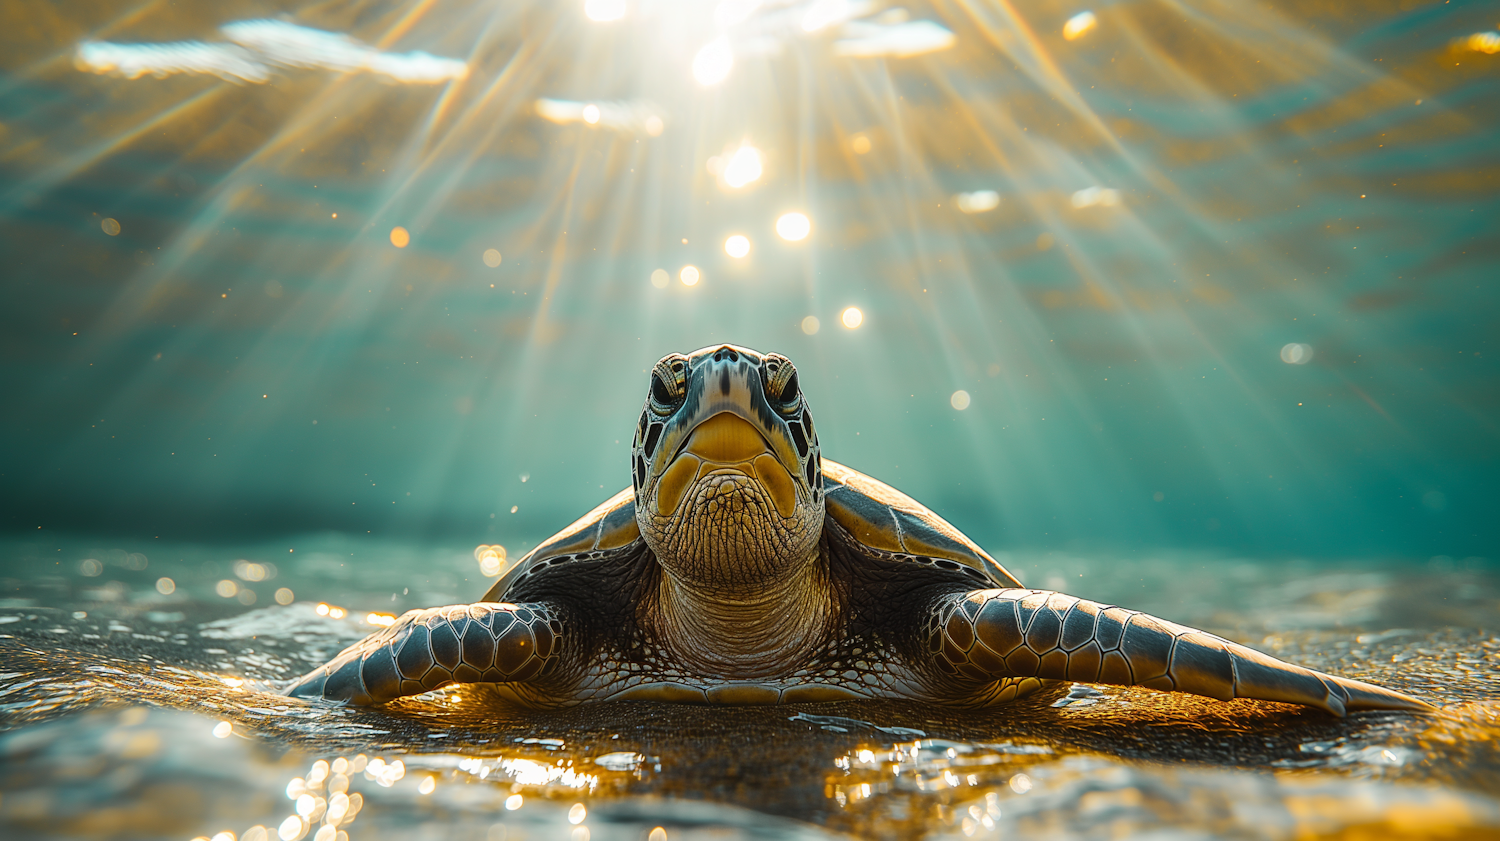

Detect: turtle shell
480,487,641,601
482,461,1020,601
821,459,1022,588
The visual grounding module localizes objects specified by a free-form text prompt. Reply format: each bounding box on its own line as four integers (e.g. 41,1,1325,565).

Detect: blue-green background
1,0,1496,561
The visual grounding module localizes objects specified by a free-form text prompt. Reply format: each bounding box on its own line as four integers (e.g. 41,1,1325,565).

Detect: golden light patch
684,413,768,463
780,685,866,702
825,492,904,552
656,455,701,516
705,683,781,705
596,516,640,549
612,683,710,703
752,454,797,518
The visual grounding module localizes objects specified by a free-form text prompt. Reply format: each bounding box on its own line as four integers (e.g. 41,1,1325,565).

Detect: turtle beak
683,413,769,463
655,411,799,520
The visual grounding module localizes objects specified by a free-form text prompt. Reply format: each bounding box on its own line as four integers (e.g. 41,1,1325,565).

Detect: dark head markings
789,414,809,457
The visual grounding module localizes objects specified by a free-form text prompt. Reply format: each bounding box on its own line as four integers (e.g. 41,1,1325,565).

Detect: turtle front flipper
285,602,563,704
933,589,1434,716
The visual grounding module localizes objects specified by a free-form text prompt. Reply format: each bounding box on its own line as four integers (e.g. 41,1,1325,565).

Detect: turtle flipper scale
935,589,1434,716
284,602,562,704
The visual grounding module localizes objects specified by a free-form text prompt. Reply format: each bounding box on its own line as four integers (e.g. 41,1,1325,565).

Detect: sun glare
692,38,734,86
584,0,627,22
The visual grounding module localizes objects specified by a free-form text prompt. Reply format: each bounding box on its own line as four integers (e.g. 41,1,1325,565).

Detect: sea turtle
287,345,1432,716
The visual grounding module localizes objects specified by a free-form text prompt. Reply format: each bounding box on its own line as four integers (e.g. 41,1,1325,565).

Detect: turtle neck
649,551,837,679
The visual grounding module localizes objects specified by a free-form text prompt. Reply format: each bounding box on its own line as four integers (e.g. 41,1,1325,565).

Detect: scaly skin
931,589,1432,715
290,603,562,705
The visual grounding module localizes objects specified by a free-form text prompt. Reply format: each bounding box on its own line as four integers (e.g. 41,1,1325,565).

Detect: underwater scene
1,0,1498,839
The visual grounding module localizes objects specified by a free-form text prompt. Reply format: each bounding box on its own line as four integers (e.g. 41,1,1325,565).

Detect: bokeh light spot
679,265,700,286
215,579,239,598
1063,11,1097,40
955,190,1000,213
724,235,750,258
841,307,863,329
801,316,820,335
650,269,669,288
950,390,971,410
212,721,232,738
155,577,175,595
776,212,811,241
475,544,507,576
1071,187,1121,208
1281,343,1314,364
722,146,763,188
275,587,295,605
234,559,268,581
100,217,120,236
644,115,664,136
850,133,871,154
389,226,410,248
505,794,524,810
582,104,600,124
483,248,503,267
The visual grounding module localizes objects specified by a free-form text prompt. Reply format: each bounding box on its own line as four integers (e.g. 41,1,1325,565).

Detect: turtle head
631,345,825,596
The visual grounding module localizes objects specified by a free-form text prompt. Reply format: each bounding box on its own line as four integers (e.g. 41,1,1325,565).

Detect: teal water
1,0,1498,838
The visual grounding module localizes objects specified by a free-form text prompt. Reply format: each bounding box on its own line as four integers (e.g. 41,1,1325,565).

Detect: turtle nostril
712,347,739,363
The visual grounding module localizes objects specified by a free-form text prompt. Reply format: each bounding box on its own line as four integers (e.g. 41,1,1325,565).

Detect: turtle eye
762,354,801,413
648,354,687,416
